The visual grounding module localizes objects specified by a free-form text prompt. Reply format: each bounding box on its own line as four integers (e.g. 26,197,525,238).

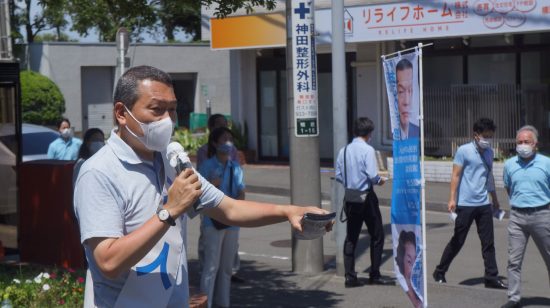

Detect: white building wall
27,42,231,133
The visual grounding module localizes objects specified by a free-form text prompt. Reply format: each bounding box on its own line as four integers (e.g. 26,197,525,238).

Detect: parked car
0,123,60,220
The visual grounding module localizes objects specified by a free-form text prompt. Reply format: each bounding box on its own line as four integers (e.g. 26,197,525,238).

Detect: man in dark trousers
433,118,506,289
335,117,392,288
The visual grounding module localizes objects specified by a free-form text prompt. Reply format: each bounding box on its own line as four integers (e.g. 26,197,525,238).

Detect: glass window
523,33,550,45
424,56,463,87
259,70,279,157
521,51,550,85
470,35,513,47
468,53,515,84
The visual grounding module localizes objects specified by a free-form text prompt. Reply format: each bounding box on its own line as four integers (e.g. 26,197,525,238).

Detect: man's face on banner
397,67,413,130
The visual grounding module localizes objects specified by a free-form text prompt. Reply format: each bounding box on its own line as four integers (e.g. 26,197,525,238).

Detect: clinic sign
315,0,550,43
292,0,319,137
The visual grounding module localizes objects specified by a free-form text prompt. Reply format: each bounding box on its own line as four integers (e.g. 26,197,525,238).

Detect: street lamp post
116,28,129,80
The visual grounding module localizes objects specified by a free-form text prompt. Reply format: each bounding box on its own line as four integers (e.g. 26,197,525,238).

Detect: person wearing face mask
433,118,507,289
72,128,105,187
73,66,332,308
501,125,550,308
198,127,245,308
196,114,243,285
47,118,83,160
196,114,238,170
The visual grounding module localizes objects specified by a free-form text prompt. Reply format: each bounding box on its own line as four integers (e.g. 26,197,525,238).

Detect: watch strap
157,207,176,226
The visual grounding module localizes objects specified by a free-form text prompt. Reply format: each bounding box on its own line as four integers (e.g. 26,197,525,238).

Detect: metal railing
424,84,550,158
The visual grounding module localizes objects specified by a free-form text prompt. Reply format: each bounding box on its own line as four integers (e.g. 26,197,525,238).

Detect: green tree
66,0,276,42
20,71,65,125
202,0,276,18
153,0,201,42
34,32,74,42
12,0,69,43
66,0,157,42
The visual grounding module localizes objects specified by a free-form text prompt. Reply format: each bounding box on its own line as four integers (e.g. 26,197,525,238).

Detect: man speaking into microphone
73,65,332,308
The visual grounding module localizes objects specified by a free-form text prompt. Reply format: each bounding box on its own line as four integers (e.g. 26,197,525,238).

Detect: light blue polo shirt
504,153,550,208
335,137,381,191
198,156,245,230
47,136,82,160
454,142,494,206
74,129,224,307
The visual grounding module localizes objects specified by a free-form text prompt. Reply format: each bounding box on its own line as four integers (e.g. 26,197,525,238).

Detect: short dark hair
395,230,416,275
207,127,233,158
396,58,413,73
113,65,173,109
473,118,496,134
57,118,70,129
208,114,227,130
354,117,374,137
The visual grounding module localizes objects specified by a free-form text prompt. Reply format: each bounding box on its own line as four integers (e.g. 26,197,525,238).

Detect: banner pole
382,43,433,61
418,42,428,308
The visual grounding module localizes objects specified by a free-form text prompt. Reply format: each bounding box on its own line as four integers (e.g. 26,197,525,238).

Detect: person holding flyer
432,118,506,289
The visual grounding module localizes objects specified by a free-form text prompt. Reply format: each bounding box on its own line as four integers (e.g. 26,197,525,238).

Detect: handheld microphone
166,142,193,175
166,142,203,212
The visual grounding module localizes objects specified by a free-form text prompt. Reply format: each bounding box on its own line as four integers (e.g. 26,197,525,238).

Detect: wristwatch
157,207,176,226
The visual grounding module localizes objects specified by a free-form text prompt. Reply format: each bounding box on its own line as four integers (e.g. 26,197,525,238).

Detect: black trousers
343,191,384,280
434,204,499,280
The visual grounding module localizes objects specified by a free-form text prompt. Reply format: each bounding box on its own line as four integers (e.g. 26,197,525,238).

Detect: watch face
159,209,170,221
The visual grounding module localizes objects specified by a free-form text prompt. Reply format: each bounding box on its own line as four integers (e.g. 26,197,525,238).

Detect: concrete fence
387,157,505,188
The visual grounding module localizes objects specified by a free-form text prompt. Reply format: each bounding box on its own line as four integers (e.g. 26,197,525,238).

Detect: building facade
24,42,234,136
203,0,550,163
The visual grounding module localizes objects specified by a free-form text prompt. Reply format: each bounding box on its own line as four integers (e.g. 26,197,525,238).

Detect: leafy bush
20,71,65,126
0,264,85,307
172,128,208,155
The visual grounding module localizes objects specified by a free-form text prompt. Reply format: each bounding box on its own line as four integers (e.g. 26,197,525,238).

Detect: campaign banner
315,0,550,44
383,50,424,308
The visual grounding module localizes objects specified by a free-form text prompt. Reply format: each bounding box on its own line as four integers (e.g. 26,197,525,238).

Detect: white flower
25,279,32,284
42,273,50,279
12,279,20,284
34,277,42,284
42,284,50,291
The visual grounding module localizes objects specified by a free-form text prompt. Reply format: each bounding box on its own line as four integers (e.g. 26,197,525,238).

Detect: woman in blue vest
198,127,245,308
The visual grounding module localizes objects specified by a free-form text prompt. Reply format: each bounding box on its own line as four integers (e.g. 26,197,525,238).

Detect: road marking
238,251,289,260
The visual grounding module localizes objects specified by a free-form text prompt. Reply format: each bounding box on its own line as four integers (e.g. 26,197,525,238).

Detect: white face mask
516,144,534,159
124,106,174,152
60,128,73,140
88,141,104,155
477,137,492,150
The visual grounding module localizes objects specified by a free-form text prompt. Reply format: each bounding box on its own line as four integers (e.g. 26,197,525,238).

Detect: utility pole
331,0,348,276
115,28,129,85
0,0,13,60
287,0,324,273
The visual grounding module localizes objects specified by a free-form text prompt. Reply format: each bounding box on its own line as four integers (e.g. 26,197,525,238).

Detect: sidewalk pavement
187,164,549,307
1,163,549,307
